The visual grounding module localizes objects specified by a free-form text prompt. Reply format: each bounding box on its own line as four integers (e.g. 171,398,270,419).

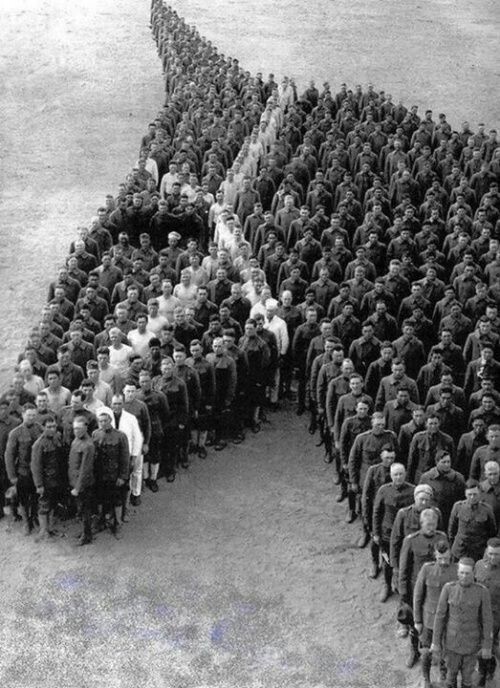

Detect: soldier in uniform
0,399,20,520
475,538,500,686
92,409,130,538
347,412,398,523
373,462,414,602
136,369,169,491
68,417,95,546
413,540,458,688
399,509,448,667
30,416,64,541
360,447,395,567
338,398,371,503
4,403,43,535
448,478,496,562
431,557,493,688
153,357,188,479
419,450,466,529
407,414,455,484
480,461,500,526
206,336,237,449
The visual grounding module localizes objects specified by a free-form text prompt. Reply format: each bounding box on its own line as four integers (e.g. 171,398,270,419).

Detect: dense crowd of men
1,1,500,685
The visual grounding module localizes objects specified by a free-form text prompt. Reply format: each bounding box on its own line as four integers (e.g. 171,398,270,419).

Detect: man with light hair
108,327,132,378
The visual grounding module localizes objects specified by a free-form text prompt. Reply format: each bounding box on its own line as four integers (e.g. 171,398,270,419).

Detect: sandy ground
0,0,499,687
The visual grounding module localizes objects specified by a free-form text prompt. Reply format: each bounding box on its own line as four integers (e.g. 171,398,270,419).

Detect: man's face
111,397,124,414
421,514,438,536
392,364,404,380
439,392,452,407
372,416,385,433
23,408,38,426
487,546,500,567
435,550,452,567
488,429,500,448
98,413,112,431
415,492,431,510
465,487,480,505
349,377,362,395
437,454,452,473
381,451,395,468
123,385,136,403
73,421,88,440
426,418,440,434
458,563,474,586
396,390,410,406
58,351,71,367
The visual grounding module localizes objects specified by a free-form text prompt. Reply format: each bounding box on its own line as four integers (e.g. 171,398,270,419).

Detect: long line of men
1,1,500,684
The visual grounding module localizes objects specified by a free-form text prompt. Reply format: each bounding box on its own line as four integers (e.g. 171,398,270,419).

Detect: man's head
420,508,438,536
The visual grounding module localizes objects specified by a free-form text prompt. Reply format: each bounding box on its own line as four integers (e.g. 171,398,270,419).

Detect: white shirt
160,172,179,198
127,328,155,358
157,294,180,322
265,315,289,355
147,313,169,336
109,343,133,377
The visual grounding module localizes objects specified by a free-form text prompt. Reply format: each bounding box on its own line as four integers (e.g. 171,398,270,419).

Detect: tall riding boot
368,539,380,578
112,507,122,539
380,561,393,602
336,473,348,502
47,510,58,535
36,514,50,542
477,657,488,687
421,650,432,688
406,629,420,668
333,451,343,484
19,506,32,535
345,490,357,523
121,488,130,523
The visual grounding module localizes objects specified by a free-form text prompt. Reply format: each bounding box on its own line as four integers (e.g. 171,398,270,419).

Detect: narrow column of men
0,1,499,684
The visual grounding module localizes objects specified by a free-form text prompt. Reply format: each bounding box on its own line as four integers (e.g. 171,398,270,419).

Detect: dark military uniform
92,426,130,515
448,500,497,561
399,530,449,605
433,580,493,687
135,388,170,466
153,373,188,476
30,433,64,515
362,462,392,573
479,479,500,526
4,422,43,525
348,429,398,488
419,467,466,530
414,560,458,641
373,481,415,597
68,435,95,542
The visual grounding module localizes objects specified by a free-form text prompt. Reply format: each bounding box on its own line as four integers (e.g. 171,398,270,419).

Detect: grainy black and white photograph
0,0,499,686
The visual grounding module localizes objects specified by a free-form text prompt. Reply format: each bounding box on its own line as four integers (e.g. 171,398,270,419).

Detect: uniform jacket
348,429,398,486
433,581,493,654
30,434,64,490
399,530,449,600
475,559,500,627
448,500,496,560
4,422,43,482
68,436,95,492
413,561,458,629
407,430,455,484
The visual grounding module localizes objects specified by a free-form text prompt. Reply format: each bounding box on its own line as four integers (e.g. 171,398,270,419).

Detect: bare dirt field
0,0,499,687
